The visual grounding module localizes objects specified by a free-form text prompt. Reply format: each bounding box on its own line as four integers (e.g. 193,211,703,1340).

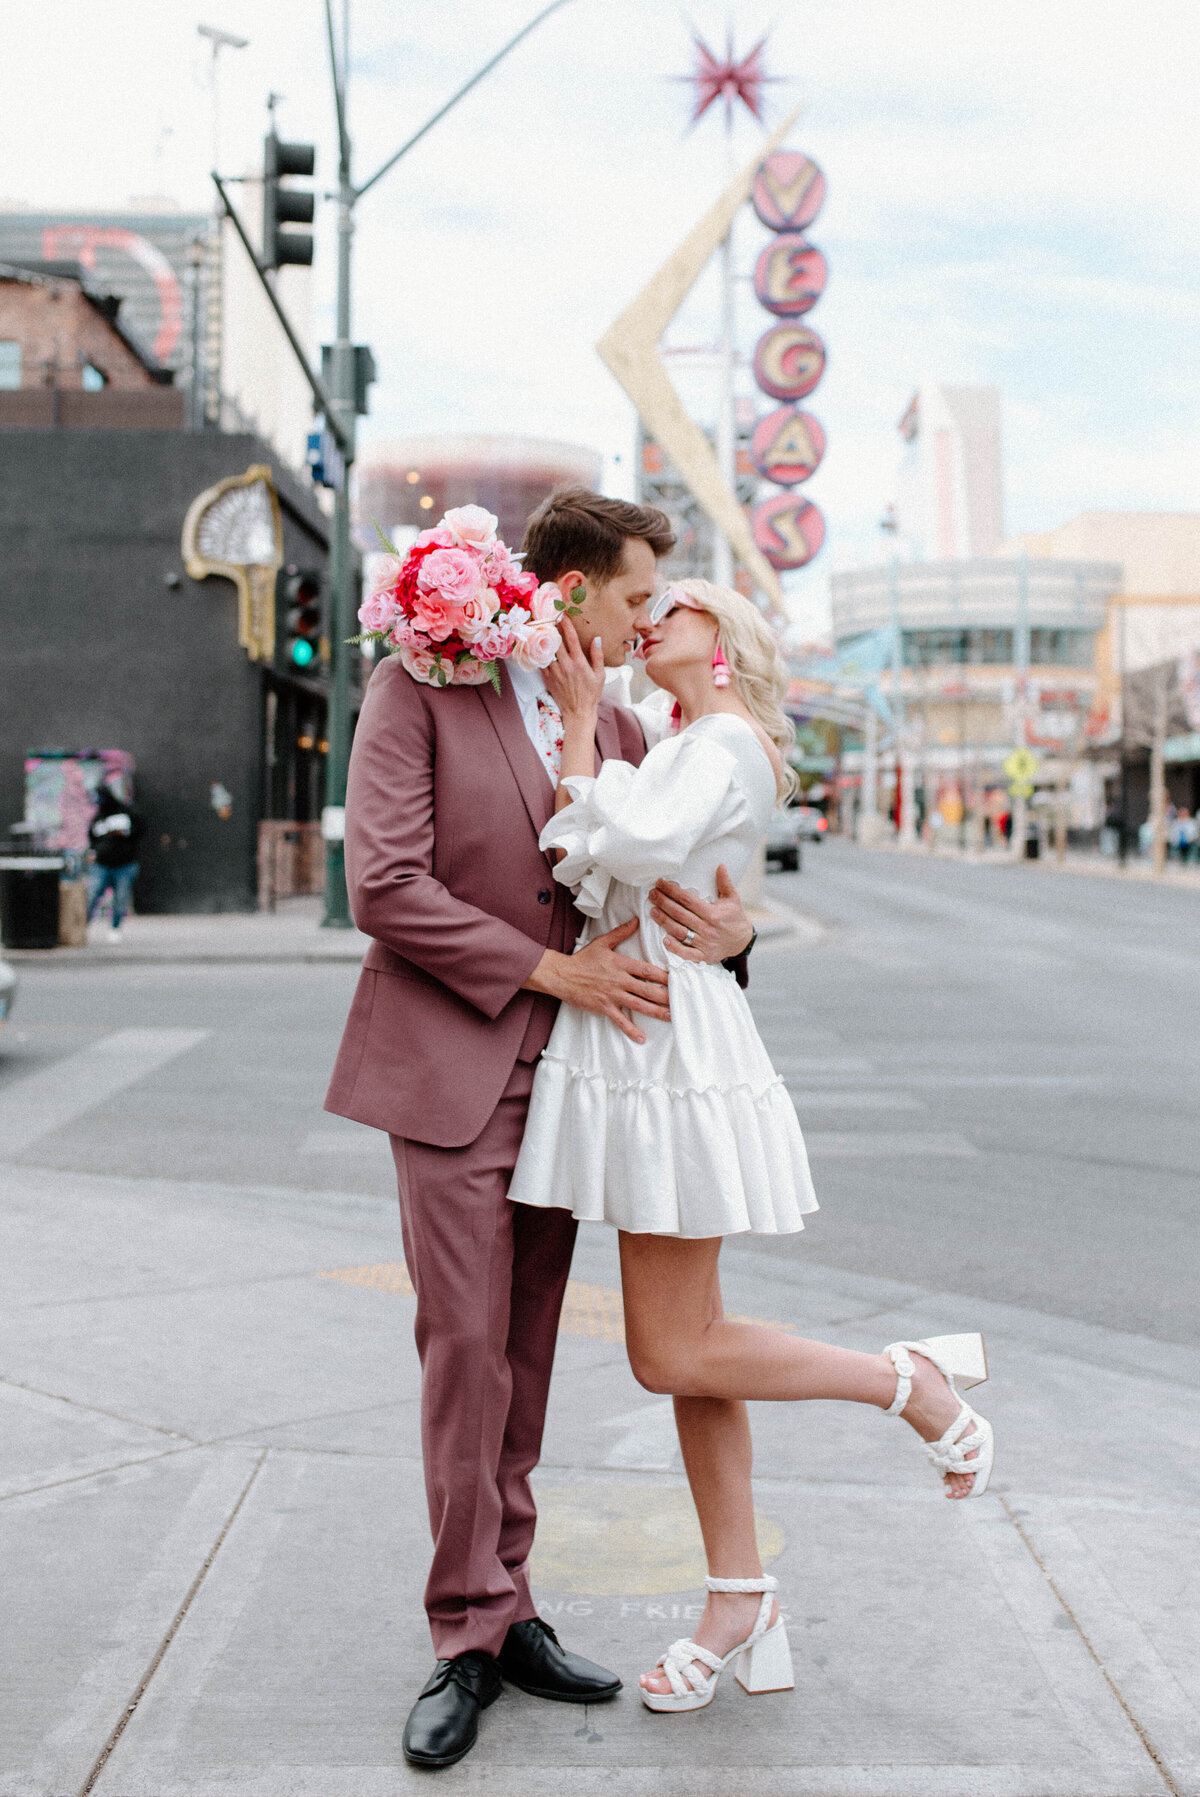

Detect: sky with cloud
4,0,1198,636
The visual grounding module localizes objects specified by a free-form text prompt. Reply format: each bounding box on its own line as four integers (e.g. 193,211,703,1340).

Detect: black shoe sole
403,1684,501,1768
499,1674,622,1704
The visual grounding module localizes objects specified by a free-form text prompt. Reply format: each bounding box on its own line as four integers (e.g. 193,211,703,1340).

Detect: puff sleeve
538,725,751,916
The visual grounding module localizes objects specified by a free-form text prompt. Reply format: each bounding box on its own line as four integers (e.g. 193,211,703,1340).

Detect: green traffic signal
278,566,323,672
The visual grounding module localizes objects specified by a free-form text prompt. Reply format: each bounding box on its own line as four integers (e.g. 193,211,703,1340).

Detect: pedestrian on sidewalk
86,783,143,941
510,577,996,1716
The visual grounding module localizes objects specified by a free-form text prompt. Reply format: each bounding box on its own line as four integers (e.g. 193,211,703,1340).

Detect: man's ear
555,569,587,609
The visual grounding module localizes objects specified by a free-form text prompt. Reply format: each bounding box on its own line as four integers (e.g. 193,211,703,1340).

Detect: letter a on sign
750,406,826,485
751,152,826,232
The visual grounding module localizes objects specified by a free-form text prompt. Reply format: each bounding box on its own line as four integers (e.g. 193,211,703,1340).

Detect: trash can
0,856,66,949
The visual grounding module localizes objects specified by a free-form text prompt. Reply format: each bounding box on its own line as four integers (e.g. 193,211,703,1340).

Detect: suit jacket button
538,889,553,905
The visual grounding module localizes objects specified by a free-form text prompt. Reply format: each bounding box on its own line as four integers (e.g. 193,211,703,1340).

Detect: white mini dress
508,712,818,1238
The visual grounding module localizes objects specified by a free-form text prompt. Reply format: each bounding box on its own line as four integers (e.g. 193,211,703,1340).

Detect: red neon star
680,27,779,127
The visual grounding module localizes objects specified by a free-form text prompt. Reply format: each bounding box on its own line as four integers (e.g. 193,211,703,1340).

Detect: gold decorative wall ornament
596,103,803,610
181,464,284,661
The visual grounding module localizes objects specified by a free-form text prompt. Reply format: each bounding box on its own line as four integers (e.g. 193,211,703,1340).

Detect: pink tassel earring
712,639,732,688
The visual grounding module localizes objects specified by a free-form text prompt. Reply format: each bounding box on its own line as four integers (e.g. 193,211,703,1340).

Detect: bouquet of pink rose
355,504,578,691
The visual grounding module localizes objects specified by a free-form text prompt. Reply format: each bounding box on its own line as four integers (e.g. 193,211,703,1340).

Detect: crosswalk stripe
0,1029,209,1159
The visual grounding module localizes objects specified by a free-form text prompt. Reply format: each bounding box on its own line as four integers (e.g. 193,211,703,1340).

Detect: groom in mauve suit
325,488,756,1770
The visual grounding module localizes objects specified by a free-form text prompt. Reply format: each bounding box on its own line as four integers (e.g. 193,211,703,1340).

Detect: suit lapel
477,667,556,851
594,700,621,773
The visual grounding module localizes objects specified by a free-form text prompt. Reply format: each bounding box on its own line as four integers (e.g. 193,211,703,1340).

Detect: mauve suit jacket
324,652,647,1148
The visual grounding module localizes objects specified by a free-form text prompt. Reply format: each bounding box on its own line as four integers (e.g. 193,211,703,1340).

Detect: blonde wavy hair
673,578,797,800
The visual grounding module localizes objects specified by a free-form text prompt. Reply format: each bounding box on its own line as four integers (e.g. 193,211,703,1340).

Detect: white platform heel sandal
884,1333,995,1498
640,1575,794,1714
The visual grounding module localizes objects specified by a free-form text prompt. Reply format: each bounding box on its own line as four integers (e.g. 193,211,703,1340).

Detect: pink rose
387,615,419,650
512,618,562,670
443,504,498,551
411,590,466,642
482,541,523,584
450,656,492,686
415,525,454,549
505,568,539,600
530,582,562,622
457,587,501,642
470,622,515,662
418,547,484,608
400,645,442,685
358,588,397,632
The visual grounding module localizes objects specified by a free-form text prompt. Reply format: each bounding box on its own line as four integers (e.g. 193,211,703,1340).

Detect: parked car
0,954,16,1028
793,805,829,842
765,809,804,872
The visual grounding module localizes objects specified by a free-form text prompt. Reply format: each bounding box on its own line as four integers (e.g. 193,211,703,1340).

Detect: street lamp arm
211,173,351,454
353,0,578,201
324,0,350,171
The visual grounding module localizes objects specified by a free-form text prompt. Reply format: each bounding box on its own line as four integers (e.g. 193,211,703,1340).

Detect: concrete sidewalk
3,1133,1198,1795
4,895,806,967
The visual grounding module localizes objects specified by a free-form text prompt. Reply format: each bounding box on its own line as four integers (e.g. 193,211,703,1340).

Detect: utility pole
214,0,578,926
1011,548,1031,860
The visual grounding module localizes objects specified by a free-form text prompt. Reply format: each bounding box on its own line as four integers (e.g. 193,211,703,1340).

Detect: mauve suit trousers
390,1060,577,1657
327,657,647,1659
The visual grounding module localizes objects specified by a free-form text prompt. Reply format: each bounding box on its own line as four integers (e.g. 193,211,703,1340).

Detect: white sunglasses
646,584,704,626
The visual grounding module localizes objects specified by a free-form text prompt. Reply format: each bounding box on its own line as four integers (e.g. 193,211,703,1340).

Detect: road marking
316,1265,798,1346
804,1131,978,1158
599,1400,677,1470
296,1129,388,1156
0,1029,209,1159
787,1089,927,1112
772,1056,875,1076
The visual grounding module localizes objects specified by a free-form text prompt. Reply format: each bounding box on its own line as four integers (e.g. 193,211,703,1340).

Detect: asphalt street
2,843,1199,1796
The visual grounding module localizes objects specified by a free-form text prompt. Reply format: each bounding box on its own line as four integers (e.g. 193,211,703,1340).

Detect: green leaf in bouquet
373,519,399,555
486,659,502,695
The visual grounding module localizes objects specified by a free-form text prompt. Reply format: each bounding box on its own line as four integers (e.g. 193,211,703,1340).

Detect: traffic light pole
321,16,357,927
218,0,581,927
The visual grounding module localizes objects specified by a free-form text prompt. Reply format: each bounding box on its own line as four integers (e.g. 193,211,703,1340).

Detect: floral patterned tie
534,691,564,783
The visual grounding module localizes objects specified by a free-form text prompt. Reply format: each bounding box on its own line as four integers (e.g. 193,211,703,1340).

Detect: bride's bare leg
617,1232,979,1481
619,1231,978,1694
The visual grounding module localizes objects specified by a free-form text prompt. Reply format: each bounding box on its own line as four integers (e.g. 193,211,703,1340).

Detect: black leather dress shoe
498,1617,622,1703
402,1651,503,1769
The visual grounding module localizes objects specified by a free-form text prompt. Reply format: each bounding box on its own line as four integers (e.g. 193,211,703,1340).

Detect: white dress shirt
506,659,557,785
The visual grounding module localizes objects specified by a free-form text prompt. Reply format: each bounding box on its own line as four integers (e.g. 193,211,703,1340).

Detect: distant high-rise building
894,385,1004,561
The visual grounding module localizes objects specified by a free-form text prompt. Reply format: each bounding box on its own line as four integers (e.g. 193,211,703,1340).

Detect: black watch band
722,926,757,972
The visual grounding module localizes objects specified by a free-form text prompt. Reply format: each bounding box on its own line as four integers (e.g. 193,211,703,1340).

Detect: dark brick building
0,426,351,912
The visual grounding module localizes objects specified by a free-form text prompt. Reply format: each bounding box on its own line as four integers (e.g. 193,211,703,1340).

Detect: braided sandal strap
704,1574,777,1641
924,1404,987,1475
883,1342,916,1417
657,1637,724,1698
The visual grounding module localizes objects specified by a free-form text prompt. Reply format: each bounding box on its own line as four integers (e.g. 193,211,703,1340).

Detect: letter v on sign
751,151,826,233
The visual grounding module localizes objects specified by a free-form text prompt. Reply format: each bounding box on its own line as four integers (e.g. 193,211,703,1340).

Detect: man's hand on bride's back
543,617,605,721
523,919,669,1045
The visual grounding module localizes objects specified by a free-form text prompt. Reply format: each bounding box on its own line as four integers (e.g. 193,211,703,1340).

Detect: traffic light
279,567,322,670
262,132,316,270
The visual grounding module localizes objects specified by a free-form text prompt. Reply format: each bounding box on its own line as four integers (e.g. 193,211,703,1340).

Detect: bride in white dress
508,579,995,1712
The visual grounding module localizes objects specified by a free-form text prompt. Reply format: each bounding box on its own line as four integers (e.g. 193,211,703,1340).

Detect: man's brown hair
522,485,675,585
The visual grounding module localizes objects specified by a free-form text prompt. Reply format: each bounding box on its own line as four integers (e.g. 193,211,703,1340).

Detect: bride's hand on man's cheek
543,617,605,719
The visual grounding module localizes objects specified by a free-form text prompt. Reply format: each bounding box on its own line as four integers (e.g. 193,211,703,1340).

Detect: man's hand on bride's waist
649,866,755,966
523,919,670,1045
